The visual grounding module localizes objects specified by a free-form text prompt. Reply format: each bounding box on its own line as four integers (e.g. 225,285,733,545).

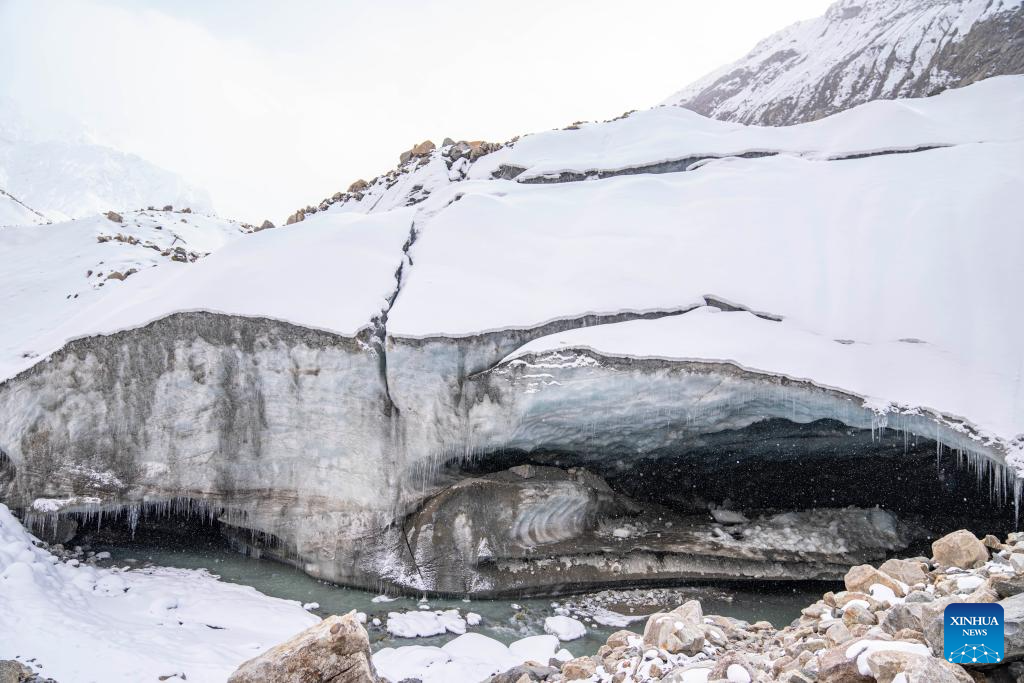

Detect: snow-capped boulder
228,611,380,683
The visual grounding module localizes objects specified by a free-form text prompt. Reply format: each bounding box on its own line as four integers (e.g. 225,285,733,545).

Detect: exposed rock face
228,612,380,683
665,0,1024,125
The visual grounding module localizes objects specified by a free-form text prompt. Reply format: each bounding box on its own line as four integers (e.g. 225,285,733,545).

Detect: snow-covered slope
0,100,212,220
0,187,47,227
0,208,260,380
0,503,317,683
471,76,1023,182
664,0,1024,125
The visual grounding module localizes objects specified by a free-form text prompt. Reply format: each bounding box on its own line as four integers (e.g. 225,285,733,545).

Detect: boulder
879,558,930,586
844,564,907,596
560,657,596,680
227,611,380,683
932,530,988,569
643,600,705,655
411,140,435,156
348,179,369,193
842,604,876,626
104,211,123,223
258,220,275,231
992,574,1024,598
605,630,634,649
880,602,924,634
817,641,873,682
0,661,33,683
1001,592,1024,661
865,649,973,682
921,595,965,656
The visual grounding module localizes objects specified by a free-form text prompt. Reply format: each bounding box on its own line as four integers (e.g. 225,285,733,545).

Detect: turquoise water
96,538,836,655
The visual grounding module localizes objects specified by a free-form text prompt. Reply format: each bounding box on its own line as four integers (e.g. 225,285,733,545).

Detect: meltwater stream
92,534,836,656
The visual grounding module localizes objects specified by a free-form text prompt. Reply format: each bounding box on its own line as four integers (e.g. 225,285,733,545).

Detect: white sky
0,0,832,223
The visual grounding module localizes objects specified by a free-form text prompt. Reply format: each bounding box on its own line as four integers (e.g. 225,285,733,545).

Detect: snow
386,609,467,638
373,632,570,683
0,503,318,682
471,77,1024,182
0,207,414,381
956,574,986,592
727,664,752,683
0,210,252,381
391,133,1024,452
505,304,1023,460
0,187,48,227
543,615,587,641
508,634,561,663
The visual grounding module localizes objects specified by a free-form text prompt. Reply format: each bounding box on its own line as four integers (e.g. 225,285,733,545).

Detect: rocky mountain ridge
664,0,1024,125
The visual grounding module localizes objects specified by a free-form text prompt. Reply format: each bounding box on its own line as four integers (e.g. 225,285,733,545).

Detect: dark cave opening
456,418,1018,546
26,499,279,561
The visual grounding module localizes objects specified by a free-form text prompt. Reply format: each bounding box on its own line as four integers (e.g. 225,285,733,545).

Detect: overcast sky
0,0,832,223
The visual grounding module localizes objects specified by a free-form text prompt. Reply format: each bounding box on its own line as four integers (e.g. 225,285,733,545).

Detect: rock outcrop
228,612,380,683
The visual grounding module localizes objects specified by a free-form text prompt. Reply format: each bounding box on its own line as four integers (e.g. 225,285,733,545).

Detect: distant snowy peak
0,138,214,221
0,98,213,221
0,188,47,227
665,0,1024,125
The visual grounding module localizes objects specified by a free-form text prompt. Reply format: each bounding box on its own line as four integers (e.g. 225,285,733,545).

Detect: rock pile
485,528,1024,682
283,137,504,224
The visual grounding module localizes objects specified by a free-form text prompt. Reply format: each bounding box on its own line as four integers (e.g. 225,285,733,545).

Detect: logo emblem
944,602,1004,664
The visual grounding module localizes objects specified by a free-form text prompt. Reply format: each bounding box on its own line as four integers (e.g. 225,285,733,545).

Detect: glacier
0,77,1022,596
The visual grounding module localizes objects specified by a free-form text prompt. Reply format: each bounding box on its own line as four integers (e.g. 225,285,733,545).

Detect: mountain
1,78,1020,602
664,0,1024,125
0,99,213,221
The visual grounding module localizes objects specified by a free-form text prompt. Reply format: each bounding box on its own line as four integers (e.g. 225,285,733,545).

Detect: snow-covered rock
386,609,467,638
664,0,1024,125
373,632,568,683
544,615,587,641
